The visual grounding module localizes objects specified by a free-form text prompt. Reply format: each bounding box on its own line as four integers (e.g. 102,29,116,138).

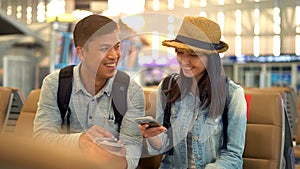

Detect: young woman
139,16,247,169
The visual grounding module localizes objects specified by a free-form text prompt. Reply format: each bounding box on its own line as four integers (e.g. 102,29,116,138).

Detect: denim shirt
33,64,145,169
148,79,247,169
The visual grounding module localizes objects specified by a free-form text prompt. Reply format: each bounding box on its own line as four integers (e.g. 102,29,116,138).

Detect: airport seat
143,86,158,118
0,87,24,133
243,90,286,169
244,86,298,138
14,89,41,137
0,87,13,130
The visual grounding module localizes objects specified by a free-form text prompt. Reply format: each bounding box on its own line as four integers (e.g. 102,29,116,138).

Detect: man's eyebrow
96,44,110,48
96,42,120,48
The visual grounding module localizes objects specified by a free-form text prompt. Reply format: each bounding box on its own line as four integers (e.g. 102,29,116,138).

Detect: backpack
161,74,230,155
57,65,130,132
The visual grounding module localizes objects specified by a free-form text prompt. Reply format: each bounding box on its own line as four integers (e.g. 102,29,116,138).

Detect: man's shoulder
43,69,60,84
128,79,143,93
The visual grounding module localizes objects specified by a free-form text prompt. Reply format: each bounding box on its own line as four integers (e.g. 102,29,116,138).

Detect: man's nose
107,47,119,59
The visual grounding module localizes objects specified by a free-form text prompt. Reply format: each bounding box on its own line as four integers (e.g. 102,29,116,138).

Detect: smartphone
95,137,124,151
134,116,162,128
95,137,118,143
98,140,124,148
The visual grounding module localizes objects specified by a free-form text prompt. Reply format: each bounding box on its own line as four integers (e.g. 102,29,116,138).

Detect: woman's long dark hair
165,52,227,119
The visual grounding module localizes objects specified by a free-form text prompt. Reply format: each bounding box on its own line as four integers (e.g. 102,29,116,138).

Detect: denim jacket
148,79,247,169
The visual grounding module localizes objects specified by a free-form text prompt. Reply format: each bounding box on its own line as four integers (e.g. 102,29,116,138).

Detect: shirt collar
73,63,115,97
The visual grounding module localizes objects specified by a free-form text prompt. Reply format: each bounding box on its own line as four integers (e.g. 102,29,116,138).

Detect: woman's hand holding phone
135,116,167,138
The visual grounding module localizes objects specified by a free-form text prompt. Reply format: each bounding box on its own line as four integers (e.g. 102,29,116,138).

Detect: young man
33,14,145,169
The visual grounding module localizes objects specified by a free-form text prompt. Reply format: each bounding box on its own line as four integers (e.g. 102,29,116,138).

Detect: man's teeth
106,63,115,66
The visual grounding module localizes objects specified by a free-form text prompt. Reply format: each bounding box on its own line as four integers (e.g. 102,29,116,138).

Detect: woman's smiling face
176,49,208,82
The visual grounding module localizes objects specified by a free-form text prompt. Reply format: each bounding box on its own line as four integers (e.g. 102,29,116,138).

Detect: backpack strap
222,77,229,149
162,74,177,128
57,65,75,132
111,71,130,131
161,73,178,155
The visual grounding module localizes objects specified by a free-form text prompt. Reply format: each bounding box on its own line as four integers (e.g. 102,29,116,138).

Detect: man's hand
84,125,115,142
79,125,127,168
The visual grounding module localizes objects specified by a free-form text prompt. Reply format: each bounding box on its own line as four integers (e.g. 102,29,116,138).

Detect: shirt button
197,155,201,159
193,136,199,141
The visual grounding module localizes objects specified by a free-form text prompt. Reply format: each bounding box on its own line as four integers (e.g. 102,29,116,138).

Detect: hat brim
162,40,229,54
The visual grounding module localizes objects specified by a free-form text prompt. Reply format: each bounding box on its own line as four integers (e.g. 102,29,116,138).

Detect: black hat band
174,35,223,51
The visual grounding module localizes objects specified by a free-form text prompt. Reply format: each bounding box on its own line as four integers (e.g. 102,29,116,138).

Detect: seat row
0,86,299,169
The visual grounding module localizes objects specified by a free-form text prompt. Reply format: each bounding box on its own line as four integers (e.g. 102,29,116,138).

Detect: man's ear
76,46,84,60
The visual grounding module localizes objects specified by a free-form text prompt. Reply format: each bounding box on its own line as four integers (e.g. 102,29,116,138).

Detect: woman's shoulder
228,78,243,89
227,78,244,96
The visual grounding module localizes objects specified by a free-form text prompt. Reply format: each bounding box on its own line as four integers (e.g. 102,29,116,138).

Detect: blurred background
0,0,300,97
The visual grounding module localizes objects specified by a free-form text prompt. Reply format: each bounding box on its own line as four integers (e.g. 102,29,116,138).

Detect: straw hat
162,16,229,53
